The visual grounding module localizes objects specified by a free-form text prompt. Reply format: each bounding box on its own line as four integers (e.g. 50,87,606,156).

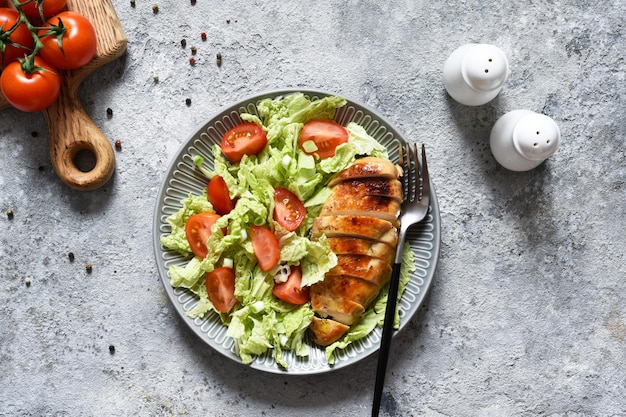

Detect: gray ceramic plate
153,89,441,375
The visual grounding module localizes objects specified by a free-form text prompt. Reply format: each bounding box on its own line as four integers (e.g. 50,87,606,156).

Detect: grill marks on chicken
309,157,401,346
320,182,401,226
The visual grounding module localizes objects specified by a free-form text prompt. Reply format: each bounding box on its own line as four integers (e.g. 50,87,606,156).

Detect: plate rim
152,88,441,375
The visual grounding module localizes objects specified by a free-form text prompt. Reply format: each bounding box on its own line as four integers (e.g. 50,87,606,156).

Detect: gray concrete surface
1,0,625,416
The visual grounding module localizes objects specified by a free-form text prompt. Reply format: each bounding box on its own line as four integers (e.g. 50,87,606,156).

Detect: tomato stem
8,0,59,74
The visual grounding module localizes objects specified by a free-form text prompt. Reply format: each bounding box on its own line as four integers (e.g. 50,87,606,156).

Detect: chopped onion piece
272,264,291,283
249,301,265,313
281,155,291,169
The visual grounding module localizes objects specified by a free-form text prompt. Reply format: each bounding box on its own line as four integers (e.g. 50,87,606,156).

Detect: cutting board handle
44,76,115,191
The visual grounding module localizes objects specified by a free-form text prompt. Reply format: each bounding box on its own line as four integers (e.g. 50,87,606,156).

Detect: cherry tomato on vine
273,187,306,232
205,267,238,313
16,0,67,22
272,265,310,305
207,175,236,215
1,57,61,112
38,11,96,70
0,8,34,68
220,122,268,163
299,119,348,159
185,212,222,259
250,225,280,272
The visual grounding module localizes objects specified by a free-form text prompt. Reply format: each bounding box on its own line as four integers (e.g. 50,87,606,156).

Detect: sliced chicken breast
311,274,380,307
327,254,392,287
309,317,350,346
327,236,396,264
311,215,398,247
328,157,400,186
331,178,403,202
320,190,401,226
311,294,365,325
309,157,402,346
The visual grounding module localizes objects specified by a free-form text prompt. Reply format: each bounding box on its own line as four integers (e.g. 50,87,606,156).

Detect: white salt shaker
490,110,561,171
443,43,509,106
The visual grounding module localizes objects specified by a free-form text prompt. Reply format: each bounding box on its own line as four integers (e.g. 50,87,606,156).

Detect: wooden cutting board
0,0,127,191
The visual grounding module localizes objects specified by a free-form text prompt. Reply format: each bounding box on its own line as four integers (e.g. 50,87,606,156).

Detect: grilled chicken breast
309,157,401,346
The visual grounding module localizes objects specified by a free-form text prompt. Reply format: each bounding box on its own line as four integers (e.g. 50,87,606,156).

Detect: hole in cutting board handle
54,138,115,190
73,148,97,172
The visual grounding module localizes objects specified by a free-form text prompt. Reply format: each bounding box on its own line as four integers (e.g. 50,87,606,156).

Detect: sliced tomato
221,122,267,163
273,265,310,305
273,187,306,232
185,213,221,259
299,119,348,159
205,267,238,313
250,225,280,272
207,175,235,215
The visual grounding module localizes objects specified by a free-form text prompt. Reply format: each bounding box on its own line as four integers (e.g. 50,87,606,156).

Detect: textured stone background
1,0,625,416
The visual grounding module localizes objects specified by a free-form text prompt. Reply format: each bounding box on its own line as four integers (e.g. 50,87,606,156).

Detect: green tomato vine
1,0,67,74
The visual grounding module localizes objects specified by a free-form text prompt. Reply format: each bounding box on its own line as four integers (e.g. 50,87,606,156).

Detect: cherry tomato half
185,213,222,259
273,187,306,232
250,225,280,272
16,0,67,22
273,265,310,305
207,175,235,215
205,267,238,313
299,119,349,159
221,122,268,163
1,57,61,112
0,8,34,68
38,11,96,70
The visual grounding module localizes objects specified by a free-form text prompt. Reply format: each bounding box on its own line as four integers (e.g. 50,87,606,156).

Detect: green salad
160,93,414,368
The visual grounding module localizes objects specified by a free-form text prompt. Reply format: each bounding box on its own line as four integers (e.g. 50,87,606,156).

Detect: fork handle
372,261,402,417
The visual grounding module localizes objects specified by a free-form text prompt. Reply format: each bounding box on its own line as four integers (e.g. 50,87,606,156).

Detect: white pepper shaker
443,43,509,106
490,110,561,171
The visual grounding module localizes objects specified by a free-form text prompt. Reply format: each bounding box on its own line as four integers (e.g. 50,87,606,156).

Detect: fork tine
399,142,410,202
411,143,420,203
405,143,411,202
420,144,430,204
399,142,420,203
